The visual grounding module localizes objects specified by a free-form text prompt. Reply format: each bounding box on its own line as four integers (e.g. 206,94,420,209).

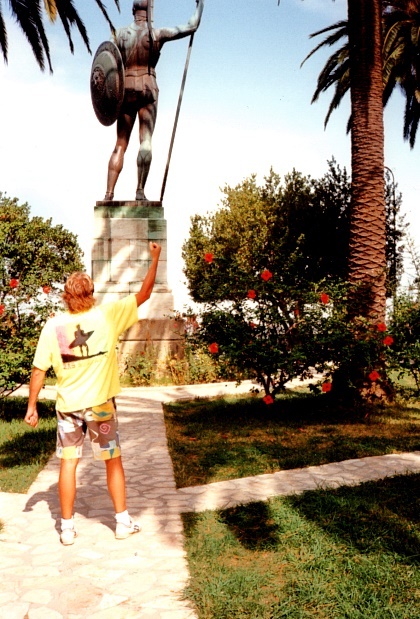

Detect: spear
160,1,198,202
147,0,156,75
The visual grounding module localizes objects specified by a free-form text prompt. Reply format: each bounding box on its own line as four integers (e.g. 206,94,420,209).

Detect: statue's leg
136,102,157,201
105,108,136,200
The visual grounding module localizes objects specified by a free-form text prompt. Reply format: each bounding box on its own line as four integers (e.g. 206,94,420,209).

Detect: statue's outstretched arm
156,0,204,44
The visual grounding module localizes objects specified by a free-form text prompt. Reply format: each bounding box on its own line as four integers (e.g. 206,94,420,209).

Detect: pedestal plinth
92,200,183,360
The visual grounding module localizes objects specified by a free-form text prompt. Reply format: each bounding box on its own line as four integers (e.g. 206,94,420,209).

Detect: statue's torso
115,22,160,75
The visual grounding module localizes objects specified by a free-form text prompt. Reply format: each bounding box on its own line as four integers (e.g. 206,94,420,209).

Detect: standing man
25,242,161,545
104,0,204,201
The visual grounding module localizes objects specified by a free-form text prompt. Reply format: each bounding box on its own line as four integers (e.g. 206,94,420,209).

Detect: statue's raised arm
155,0,204,46
95,0,205,202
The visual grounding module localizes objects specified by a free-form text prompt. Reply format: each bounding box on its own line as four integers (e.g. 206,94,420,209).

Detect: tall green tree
182,165,404,399
0,0,120,72
183,161,404,305
0,193,84,396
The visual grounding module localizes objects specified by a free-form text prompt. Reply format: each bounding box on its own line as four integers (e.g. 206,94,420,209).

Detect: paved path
1,382,419,619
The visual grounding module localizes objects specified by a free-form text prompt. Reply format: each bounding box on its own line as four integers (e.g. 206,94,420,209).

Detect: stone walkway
1,382,419,619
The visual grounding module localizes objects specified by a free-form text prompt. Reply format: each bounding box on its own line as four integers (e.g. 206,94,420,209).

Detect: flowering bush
0,195,84,396
189,284,343,399
311,296,398,401
182,163,406,402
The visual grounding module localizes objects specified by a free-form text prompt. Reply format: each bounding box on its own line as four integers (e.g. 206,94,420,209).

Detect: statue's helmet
132,0,148,13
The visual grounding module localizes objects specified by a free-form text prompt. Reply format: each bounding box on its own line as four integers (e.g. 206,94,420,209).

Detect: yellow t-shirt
33,295,138,412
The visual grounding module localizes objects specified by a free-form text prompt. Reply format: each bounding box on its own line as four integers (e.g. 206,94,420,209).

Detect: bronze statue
98,0,204,201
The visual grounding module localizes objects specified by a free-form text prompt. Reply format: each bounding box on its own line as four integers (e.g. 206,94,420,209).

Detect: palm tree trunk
347,0,386,322
332,0,393,402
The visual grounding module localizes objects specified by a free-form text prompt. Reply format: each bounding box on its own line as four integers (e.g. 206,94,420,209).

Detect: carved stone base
91,199,184,363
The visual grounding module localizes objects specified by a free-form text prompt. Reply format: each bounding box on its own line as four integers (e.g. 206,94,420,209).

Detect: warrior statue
91,0,204,202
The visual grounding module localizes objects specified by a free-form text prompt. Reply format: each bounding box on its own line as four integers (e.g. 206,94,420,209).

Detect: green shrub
388,295,420,397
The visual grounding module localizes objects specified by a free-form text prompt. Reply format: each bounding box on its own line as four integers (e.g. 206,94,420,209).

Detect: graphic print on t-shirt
56,319,108,365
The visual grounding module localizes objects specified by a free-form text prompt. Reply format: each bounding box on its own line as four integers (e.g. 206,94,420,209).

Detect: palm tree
303,0,420,147
302,20,350,130
0,0,120,73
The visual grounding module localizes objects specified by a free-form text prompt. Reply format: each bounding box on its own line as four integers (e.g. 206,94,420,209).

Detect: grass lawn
163,391,420,488
163,390,420,618
0,397,57,493
183,474,420,618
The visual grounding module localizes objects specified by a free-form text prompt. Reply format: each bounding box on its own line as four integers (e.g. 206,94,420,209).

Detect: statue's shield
90,41,125,126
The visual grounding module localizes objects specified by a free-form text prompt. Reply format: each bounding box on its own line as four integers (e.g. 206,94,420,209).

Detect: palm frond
403,91,420,147
307,20,348,41
43,0,58,22
323,66,351,129
90,0,119,34
311,47,349,102
0,3,8,63
55,0,90,54
383,19,404,58
10,0,52,72
301,21,347,67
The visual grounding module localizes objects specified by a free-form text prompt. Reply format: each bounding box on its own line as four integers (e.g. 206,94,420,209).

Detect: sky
0,0,418,310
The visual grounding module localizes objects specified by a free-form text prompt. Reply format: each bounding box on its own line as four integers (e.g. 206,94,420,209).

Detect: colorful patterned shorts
56,399,121,461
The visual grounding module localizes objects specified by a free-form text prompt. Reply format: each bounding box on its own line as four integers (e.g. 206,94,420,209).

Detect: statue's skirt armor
91,41,125,126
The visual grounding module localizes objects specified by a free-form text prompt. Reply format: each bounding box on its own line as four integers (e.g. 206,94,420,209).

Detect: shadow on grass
0,397,56,422
189,435,420,483
165,392,420,487
218,502,281,550
215,474,420,565
166,391,420,427
0,427,56,467
287,473,420,564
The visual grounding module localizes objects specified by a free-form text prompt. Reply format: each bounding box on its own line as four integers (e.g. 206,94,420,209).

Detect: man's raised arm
135,241,162,307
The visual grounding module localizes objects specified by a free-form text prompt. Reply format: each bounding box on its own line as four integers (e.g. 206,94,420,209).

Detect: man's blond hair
62,272,95,314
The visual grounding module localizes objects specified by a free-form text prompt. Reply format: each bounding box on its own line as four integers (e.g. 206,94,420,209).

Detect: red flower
263,394,274,405
369,370,380,382
204,252,214,264
261,269,273,282
247,289,256,299
42,285,51,294
9,279,18,289
383,335,394,346
249,322,257,329
0,304,4,316
320,293,330,304
208,342,219,354
322,381,332,393
377,322,387,332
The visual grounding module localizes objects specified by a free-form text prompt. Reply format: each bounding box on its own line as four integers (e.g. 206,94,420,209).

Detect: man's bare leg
105,456,127,514
58,458,79,519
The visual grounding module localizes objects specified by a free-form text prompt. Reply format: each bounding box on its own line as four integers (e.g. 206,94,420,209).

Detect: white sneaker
60,528,77,546
115,519,141,540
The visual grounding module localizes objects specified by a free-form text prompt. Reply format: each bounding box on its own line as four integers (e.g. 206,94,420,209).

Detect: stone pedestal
92,200,184,362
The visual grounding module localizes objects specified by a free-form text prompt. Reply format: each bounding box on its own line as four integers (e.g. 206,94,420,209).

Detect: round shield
90,41,125,126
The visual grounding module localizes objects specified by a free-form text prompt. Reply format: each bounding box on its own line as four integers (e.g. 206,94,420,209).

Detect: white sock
61,517,74,531
115,509,131,526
